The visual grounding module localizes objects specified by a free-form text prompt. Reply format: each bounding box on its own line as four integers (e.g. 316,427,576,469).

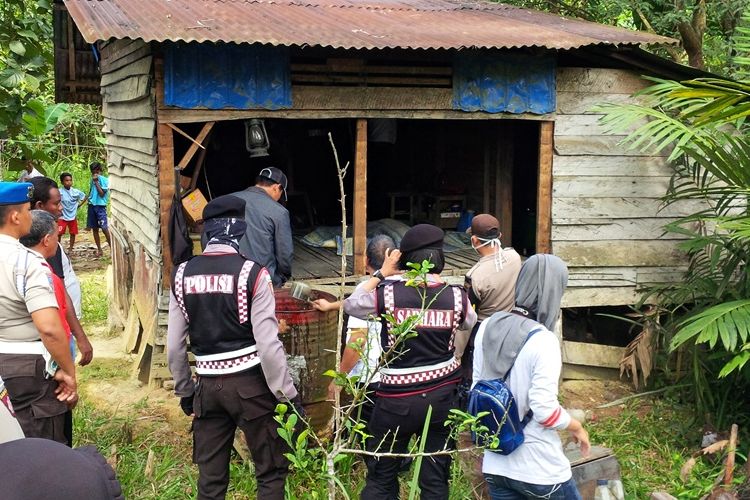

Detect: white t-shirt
472,320,573,485
346,282,381,384
61,245,82,319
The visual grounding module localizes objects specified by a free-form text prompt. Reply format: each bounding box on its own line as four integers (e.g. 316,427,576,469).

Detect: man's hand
381,248,401,277
76,334,94,366
180,395,194,417
312,298,340,312
53,369,77,404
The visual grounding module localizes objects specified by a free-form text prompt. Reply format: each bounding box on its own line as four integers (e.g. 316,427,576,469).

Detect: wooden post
537,121,553,254
155,57,176,289
353,119,368,276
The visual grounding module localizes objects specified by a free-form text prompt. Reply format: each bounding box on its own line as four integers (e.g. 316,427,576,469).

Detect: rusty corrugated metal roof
64,0,674,51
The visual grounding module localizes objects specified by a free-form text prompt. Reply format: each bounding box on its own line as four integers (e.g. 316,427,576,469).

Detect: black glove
180,395,194,416
290,395,306,418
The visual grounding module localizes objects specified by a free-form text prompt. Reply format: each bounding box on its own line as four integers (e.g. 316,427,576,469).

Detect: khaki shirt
0,234,58,342
465,247,522,321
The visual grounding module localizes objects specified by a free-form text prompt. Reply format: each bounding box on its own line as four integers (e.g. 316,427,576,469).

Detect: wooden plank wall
100,39,159,259
99,39,162,338
554,68,699,308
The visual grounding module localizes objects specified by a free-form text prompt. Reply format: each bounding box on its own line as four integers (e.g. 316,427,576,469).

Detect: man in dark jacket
231,167,292,287
167,194,301,500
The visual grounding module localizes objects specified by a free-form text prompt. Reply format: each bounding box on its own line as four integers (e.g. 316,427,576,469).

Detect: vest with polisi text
375,279,468,394
173,252,264,376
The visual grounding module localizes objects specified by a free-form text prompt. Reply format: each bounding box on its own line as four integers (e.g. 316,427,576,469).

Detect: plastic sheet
164,42,291,110
453,53,555,114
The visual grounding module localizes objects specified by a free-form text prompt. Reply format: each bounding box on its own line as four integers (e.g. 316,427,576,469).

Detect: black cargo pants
0,354,68,443
192,368,290,500
361,383,459,500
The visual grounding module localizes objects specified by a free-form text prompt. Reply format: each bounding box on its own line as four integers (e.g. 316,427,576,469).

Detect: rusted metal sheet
64,0,673,50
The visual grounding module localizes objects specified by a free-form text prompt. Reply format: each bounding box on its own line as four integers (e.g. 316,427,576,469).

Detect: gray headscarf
480,254,568,380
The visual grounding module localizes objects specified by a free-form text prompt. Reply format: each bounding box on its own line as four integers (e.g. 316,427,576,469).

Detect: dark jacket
231,186,293,286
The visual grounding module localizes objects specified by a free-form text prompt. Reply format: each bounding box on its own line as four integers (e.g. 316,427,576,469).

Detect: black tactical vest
375,279,468,393
173,252,262,357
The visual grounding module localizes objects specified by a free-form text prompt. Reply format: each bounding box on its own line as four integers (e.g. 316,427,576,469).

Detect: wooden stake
724,423,738,486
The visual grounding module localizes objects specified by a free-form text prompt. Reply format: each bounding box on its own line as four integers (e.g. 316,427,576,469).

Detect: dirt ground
73,235,639,451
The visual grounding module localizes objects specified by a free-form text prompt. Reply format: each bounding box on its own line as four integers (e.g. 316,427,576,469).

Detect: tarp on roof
64,0,674,51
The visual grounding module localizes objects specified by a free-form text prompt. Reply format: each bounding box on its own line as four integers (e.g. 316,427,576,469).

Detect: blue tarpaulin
453,54,555,114
164,42,291,110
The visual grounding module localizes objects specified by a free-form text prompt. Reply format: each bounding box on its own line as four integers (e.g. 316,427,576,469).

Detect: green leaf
9,40,26,56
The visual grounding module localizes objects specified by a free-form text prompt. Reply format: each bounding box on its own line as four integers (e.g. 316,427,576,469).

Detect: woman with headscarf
472,254,590,499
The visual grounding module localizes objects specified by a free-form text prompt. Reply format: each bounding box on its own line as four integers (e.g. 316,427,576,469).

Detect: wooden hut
56,0,702,385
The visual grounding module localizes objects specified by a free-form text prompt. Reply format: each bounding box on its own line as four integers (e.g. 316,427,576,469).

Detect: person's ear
33,201,43,209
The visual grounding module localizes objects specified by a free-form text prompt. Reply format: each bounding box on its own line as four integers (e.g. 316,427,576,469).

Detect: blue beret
0,182,33,206
202,194,245,220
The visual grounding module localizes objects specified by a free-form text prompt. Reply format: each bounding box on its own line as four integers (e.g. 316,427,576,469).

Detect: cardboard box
182,189,208,224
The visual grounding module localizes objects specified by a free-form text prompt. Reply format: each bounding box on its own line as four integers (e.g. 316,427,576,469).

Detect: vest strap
174,261,189,322
380,357,460,386
237,261,255,324
195,348,260,375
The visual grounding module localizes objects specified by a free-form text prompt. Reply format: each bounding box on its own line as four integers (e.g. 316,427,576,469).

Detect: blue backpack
467,327,542,455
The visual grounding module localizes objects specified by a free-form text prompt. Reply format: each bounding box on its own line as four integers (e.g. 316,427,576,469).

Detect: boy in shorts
58,172,87,253
87,162,111,257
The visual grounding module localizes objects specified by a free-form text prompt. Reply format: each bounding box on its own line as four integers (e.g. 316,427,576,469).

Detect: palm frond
670,300,750,351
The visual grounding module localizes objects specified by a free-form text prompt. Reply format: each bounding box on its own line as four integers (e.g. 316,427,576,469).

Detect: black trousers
192,368,290,500
361,383,458,500
0,354,67,443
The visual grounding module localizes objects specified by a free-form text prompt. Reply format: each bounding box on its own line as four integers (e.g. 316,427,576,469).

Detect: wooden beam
157,106,555,124
155,57,176,289
537,121,553,253
353,119,368,276
66,13,76,82
174,121,215,170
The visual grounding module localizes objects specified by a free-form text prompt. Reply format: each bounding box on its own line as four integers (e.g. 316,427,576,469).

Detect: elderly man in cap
231,167,293,287
344,223,477,499
0,182,76,443
167,194,301,500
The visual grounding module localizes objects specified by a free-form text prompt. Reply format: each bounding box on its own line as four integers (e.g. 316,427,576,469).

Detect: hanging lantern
245,119,270,157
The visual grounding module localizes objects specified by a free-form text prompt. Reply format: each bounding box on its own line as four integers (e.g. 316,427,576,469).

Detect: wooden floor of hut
292,236,477,283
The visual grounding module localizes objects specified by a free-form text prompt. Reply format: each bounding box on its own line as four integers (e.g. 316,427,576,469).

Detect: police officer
0,182,77,443
344,223,477,499
167,194,301,500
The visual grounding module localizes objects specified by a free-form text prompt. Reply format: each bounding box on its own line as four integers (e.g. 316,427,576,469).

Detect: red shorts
58,219,79,235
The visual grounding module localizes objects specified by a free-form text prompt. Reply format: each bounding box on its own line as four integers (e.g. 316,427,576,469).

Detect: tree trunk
677,0,707,69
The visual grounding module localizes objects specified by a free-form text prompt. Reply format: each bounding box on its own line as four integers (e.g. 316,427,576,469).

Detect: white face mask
472,236,504,270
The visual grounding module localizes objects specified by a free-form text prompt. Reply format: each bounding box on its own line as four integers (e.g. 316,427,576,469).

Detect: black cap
202,194,245,221
400,224,444,253
258,167,288,202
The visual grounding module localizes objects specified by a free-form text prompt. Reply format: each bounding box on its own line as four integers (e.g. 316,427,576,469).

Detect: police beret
400,224,444,253
202,194,245,220
0,182,33,206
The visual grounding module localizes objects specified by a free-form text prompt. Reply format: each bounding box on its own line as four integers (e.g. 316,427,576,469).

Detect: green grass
588,398,745,499
79,269,108,327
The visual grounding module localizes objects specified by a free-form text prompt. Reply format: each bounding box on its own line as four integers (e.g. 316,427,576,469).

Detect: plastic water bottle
594,480,613,500
608,480,625,500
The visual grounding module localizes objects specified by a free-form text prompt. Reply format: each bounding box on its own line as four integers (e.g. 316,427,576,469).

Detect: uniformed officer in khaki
0,182,77,443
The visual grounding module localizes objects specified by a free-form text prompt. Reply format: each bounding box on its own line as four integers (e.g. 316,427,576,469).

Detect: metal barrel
274,288,337,430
